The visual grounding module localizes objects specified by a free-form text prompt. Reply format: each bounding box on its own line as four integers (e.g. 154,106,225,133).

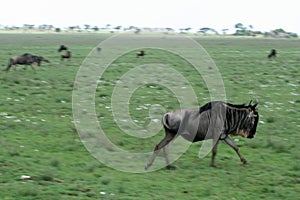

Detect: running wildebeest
137,50,145,58
61,51,71,61
268,49,277,59
58,45,68,52
6,53,49,71
145,100,259,170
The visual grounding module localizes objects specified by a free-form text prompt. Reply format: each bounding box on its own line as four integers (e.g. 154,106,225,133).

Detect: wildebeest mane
199,101,247,113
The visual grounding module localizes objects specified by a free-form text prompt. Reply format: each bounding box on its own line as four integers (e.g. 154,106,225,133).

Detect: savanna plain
0,33,299,199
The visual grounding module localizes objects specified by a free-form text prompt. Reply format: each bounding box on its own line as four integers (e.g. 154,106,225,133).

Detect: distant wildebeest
61,51,71,61
268,49,277,59
137,50,145,58
58,45,68,52
6,53,50,71
145,100,259,170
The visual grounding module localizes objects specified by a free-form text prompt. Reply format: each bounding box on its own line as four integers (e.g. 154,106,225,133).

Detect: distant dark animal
268,49,277,59
136,50,145,58
6,53,49,71
145,100,259,170
58,45,68,52
97,47,102,52
61,51,71,61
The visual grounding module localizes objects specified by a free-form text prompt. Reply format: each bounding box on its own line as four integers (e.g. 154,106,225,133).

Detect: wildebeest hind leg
145,131,175,170
163,145,176,170
224,137,247,164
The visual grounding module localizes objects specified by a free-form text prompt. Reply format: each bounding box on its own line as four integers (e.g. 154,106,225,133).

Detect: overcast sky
1,0,299,33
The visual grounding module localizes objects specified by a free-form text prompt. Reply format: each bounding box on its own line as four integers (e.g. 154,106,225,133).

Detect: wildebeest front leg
224,137,247,164
145,131,176,170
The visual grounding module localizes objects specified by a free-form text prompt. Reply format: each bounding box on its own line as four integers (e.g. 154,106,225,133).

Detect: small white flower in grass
61,100,66,103
290,92,299,96
5,116,16,119
151,119,160,123
100,192,106,195
20,175,31,180
0,112,8,116
41,119,46,122
259,121,265,124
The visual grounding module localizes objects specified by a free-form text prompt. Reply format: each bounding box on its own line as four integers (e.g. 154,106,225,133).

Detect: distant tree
92,26,99,31
114,26,122,31
23,24,35,30
234,23,253,36
84,24,90,30
235,23,245,30
198,27,218,35
179,27,192,33
165,27,174,32
221,28,229,35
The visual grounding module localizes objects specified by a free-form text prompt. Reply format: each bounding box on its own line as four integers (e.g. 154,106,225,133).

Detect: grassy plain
0,33,299,199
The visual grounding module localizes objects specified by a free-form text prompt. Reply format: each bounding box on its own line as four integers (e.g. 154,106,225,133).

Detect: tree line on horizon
0,23,298,38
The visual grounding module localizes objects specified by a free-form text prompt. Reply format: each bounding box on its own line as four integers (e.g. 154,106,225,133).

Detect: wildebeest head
32,56,50,66
245,99,259,139
58,45,68,52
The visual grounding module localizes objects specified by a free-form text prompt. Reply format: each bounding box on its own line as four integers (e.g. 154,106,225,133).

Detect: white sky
1,0,299,33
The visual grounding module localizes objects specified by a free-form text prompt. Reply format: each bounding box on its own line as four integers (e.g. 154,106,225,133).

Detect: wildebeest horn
253,99,259,111
248,100,253,106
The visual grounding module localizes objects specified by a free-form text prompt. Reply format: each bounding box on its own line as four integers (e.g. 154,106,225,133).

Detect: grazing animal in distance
58,45,68,52
6,53,49,71
97,47,102,52
136,50,145,58
268,49,277,59
61,51,71,61
145,100,259,170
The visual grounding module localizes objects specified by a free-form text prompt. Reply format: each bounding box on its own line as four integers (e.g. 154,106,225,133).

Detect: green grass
0,33,299,199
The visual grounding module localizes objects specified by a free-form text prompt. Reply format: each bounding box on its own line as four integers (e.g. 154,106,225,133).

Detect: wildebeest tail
162,113,171,130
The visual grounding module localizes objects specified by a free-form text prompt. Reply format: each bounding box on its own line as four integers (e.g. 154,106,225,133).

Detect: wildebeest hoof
241,158,248,164
210,163,218,168
166,165,176,170
243,160,248,165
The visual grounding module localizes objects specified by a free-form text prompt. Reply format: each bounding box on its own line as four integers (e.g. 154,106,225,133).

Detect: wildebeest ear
253,99,259,111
